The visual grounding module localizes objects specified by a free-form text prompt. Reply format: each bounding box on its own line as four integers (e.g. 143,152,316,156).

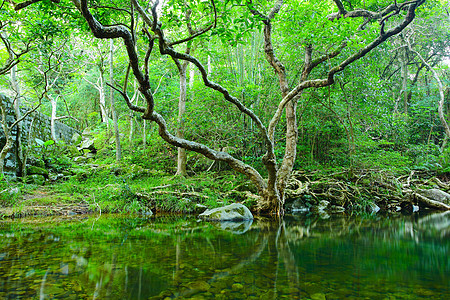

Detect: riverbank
1,164,449,219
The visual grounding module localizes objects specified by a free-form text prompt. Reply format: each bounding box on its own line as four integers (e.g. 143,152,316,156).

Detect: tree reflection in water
0,212,448,299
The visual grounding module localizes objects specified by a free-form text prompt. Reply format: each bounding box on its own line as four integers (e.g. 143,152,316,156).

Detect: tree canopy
2,0,450,215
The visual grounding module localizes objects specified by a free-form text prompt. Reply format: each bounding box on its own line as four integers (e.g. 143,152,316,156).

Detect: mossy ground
0,164,251,218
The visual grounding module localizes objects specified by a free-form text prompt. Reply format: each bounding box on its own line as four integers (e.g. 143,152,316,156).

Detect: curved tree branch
0,32,29,75
328,0,421,22
77,0,155,117
149,111,267,194
169,0,217,47
11,0,59,11
268,0,423,142
132,0,271,146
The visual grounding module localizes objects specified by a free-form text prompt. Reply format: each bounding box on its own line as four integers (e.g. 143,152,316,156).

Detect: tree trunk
0,100,13,176
400,46,408,114
99,74,108,123
128,81,139,146
109,39,122,163
0,136,14,176
10,65,24,177
176,62,188,176
407,40,450,139
50,95,58,141
143,120,147,150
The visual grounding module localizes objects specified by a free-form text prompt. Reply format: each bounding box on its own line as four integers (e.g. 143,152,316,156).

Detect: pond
0,211,448,299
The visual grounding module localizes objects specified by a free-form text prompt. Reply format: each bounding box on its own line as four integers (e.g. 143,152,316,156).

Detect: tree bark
176,61,188,176
400,45,408,114
0,100,14,176
49,95,58,141
109,39,122,163
10,65,24,176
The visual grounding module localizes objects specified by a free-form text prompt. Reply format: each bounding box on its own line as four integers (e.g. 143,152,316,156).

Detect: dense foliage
1,0,449,214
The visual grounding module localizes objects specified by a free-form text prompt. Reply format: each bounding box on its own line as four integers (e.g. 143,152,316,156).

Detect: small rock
318,200,329,211
27,166,49,178
311,200,329,212
194,204,208,214
25,174,46,185
73,156,87,163
8,188,19,195
71,132,82,145
367,202,380,213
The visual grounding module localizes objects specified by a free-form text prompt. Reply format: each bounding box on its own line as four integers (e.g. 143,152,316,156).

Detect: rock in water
199,203,253,221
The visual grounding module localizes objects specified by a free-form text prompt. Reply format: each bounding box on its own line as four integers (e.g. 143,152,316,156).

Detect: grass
0,161,249,218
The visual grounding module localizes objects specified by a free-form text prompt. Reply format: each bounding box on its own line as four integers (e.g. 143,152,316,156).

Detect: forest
1,0,450,217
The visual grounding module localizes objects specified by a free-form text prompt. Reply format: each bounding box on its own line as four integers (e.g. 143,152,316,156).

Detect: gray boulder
199,203,253,221
417,189,450,205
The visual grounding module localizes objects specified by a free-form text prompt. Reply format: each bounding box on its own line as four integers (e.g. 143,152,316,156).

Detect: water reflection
0,212,448,299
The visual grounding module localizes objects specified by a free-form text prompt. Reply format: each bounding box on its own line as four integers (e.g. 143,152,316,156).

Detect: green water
0,212,448,299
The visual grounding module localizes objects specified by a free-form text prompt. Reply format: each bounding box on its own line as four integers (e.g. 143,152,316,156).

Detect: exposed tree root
413,192,450,210
285,169,450,212
130,169,450,214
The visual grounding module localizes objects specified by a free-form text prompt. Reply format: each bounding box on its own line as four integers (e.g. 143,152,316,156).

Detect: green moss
27,166,49,178
25,174,46,185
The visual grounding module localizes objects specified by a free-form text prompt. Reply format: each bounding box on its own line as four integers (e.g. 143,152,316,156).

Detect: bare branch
268,0,283,19
105,82,145,113
168,0,217,47
168,24,214,47
12,0,59,11
327,0,422,22
55,115,79,122
0,32,29,75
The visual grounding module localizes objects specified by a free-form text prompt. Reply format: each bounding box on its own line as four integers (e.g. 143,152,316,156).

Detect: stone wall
0,93,80,175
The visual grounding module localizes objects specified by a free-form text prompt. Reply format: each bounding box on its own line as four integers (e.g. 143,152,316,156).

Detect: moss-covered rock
27,166,49,178
25,174,46,185
33,159,46,169
67,145,80,157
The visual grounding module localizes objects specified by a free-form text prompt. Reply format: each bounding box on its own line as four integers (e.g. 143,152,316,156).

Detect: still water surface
0,212,448,299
